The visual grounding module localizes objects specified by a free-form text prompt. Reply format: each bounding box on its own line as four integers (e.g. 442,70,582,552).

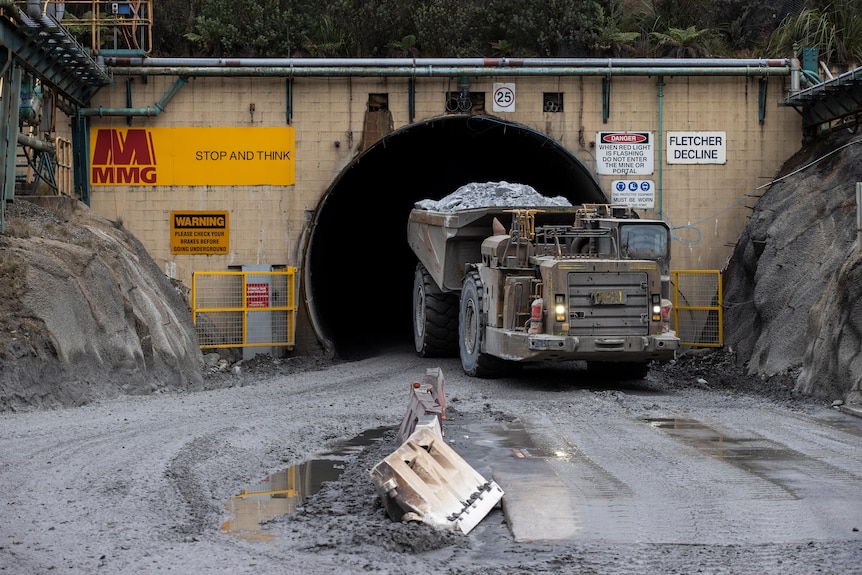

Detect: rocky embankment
0,198,203,411
724,129,862,403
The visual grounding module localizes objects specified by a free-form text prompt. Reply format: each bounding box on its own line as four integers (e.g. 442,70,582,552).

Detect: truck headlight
651,294,661,321
554,294,566,322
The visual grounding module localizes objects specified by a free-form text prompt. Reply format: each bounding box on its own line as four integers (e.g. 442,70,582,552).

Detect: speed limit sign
493,83,516,112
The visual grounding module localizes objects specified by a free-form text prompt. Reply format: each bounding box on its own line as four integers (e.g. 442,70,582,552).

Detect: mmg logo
91,129,158,184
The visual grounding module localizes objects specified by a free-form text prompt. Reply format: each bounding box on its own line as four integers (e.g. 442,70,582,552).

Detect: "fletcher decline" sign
666,132,726,164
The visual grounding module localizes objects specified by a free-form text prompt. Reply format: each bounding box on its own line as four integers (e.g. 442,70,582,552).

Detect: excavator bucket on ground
369,426,504,534
396,367,447,444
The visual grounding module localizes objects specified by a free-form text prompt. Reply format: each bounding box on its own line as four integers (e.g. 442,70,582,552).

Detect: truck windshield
620,224,668,260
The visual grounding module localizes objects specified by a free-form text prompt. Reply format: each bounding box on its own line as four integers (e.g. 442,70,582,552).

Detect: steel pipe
104,56,790,69
0,0,25,20
17,132,55,153
107,65,790,78
79,76,187,117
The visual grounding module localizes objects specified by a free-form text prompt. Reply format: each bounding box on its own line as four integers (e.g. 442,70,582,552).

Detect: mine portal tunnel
305,114,607,359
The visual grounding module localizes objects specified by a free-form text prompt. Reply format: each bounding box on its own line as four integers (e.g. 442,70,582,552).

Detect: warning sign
245,283,269,308
170,211,229,255
597,132,654,176
611,180,655,209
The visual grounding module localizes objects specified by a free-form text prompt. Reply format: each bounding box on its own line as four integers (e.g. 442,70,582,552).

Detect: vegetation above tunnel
132,0,862,69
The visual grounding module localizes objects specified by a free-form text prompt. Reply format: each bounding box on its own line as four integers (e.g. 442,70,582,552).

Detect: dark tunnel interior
305,115,607,359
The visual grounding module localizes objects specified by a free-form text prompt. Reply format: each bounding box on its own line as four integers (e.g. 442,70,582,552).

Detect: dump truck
409,203,679,378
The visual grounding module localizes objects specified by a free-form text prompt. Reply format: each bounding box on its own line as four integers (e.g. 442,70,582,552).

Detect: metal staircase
785,63,862,139
1,1,112,231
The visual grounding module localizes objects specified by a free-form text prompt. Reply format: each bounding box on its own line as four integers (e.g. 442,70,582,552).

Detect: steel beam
0,11,111,110
785,65,862,135
1,59,22,232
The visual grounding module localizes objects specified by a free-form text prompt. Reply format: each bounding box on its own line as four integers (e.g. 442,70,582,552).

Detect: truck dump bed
408,206,581,293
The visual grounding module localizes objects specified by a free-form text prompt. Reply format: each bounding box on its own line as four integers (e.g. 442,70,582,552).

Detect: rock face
724,130,862,401
0,198,203,411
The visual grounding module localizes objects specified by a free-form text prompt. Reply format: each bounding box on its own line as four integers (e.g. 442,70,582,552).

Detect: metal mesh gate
671,270,723,347
191,268,297,350
56,138,73,197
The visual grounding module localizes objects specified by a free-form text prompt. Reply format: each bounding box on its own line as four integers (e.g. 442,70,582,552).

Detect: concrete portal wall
82,72,800,295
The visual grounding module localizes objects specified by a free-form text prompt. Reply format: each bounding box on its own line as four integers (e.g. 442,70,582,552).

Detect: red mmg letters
91,129,157,184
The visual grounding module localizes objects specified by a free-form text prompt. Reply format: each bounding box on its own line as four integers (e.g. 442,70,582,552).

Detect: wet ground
1,348,860,574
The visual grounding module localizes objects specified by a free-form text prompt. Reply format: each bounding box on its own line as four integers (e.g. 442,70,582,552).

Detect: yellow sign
171,211,229,255
90,127,295,186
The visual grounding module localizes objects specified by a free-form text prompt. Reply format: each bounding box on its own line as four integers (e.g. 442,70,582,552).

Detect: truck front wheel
459,271,504,377
413,263,459,357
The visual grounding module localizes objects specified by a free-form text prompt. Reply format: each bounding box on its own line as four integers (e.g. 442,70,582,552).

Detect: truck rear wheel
413,263,459,357
459,271,505,377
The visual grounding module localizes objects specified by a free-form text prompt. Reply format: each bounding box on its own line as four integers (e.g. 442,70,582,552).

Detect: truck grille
566,271,649,336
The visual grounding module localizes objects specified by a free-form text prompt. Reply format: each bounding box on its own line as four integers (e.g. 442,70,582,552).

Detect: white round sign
492,83,516,112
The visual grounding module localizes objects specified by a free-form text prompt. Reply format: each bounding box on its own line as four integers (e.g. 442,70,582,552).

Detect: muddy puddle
644,417,857,498
645,417,793,461
222,416,561,541
222,426,390,541
804,410,862,437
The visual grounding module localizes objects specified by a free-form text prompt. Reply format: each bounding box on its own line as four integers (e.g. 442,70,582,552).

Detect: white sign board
611,180,655,209
492,83,516,113
667,131,726,164
597,132,654,175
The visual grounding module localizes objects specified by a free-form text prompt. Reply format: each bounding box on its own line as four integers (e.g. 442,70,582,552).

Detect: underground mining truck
408,204,680,378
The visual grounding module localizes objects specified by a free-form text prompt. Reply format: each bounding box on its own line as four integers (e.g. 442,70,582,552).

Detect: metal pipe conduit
17,132,55,153
79,76,187,117
104,56,789,69
0,0,25,20
108,65,790,78
80,107,160,116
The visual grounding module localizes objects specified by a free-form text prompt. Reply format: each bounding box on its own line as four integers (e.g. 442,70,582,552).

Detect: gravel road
1,348,860,574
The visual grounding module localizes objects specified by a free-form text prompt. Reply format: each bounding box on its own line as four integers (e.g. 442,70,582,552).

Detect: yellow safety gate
56,138,73,197
671,270,723,347
191,268,297,350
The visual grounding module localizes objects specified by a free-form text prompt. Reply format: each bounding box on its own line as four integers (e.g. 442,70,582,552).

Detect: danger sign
597,131,654,176
246,283,269,308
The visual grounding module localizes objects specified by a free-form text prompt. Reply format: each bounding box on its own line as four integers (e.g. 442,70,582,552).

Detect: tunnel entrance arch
302,114,607,359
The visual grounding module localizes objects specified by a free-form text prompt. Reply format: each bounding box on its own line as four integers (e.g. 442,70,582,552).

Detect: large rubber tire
587,361,650,380
459,271,505,377
413,263,459,357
